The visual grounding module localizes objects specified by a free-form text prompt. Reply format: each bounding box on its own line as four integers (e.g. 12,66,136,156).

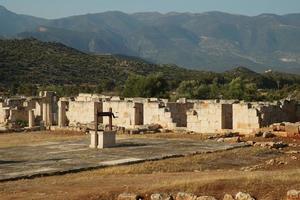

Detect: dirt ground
0,131,299,200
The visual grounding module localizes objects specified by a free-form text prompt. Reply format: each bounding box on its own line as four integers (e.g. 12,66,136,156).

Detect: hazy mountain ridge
1,6,300,73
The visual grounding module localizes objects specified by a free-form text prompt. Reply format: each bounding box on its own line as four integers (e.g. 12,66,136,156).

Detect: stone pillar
90,103,99,149
47,103,53,126
42,102,47,125
28,110,35,128
109,107,113,131
58,101,67,127
97,131,116,149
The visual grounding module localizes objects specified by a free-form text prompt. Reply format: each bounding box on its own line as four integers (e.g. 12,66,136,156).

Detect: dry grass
93,147,279,175
0,168,299,200
0,146,299,200
0,131,299,200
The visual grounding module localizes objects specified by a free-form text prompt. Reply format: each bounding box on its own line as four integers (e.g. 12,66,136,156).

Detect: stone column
42,102,48,125
28,109,35,128
90,104,99,149
47,103,53,126
58,101,67,127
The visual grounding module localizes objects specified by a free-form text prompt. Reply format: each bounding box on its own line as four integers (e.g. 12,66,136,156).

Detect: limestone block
89,131,98,149
97,131,116,149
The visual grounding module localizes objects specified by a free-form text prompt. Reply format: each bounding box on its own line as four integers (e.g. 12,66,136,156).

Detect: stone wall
9,108,28,122
187,102,223,133
66,101,101,126
232,103,260,133
232,100,300,134
0,103,9,124
143,101,177,129
102,101,143,128
167,102,194,127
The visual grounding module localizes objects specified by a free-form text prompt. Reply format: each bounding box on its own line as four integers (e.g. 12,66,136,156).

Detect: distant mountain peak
1,6,300,73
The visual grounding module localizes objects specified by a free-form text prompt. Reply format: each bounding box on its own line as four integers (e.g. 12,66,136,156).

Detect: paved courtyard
0,137,247,181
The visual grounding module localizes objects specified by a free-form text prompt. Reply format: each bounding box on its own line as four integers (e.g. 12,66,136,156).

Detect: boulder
217,138,225,142
254,131,263,137
224,132,239,138
246,141,255,146
262,131,275,138
175,192,197,200
223,194,234,200
235,192,255,200
287,190,300,200
151,193,173,200
118,193,141,200
148,123,163,131
223,137,241,143
272,141,288,149
254,141,288,149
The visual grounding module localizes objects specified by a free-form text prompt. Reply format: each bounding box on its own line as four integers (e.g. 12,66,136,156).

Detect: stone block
287,190,300,200
97,131,116,149
89,131,98,149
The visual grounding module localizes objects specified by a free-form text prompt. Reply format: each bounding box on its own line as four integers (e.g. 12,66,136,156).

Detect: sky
0,0,299,19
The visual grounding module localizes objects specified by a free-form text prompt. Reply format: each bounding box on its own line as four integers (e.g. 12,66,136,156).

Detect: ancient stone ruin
1,92,300,136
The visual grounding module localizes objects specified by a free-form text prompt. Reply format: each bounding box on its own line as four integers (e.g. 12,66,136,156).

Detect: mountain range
1,5,300,73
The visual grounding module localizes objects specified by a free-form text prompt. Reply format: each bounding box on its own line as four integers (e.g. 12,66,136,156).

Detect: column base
89,131,98,149
97,131,116,149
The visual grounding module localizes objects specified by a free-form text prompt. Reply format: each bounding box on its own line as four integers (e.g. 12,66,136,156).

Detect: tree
176,80,210,99
123,73,169,98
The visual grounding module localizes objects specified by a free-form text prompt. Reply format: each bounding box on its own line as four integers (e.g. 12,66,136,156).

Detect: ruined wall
0,103,9,124
9,108,28,122
143,101,177,129
232,103,260,133
144,101,180,129
167,102,194,127
187,102,224,133
102,101,143,128
66,101,101,126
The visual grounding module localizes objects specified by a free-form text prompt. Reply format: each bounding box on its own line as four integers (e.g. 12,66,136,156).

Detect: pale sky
0,0,299,19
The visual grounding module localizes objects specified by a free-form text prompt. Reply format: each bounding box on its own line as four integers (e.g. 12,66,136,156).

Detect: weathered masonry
1,92,300,135
0,91,58,131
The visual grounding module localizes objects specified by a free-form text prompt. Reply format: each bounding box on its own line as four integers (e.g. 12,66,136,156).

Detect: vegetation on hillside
1,39,300,101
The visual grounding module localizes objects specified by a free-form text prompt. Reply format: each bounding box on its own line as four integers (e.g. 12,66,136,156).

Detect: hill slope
1,6,300,73
0,38,214,87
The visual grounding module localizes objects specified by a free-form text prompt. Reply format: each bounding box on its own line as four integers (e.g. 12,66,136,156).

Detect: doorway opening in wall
222,104,233,130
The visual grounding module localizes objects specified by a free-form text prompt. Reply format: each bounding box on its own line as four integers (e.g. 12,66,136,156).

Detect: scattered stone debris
246,141,255,146
287,190,300,200
262,131,275,138
254,131,263,137
151,193,173,200
253,141,288,149
175,192,197,200
120,192,258,200
241,164,263,171
235,192,255,200
286,150,300,154
217,137,242,143
288,143,299,148
223,194,235,200
124,124,163,135
265,158,288,166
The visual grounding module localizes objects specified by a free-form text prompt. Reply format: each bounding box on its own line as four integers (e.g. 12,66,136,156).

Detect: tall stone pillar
28,110,35,128
42,102,48,125
58,101,67,127
47,103,53,126
90,103,99,149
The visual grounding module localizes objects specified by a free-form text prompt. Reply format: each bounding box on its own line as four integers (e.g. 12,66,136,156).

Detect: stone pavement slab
0,137,247,181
